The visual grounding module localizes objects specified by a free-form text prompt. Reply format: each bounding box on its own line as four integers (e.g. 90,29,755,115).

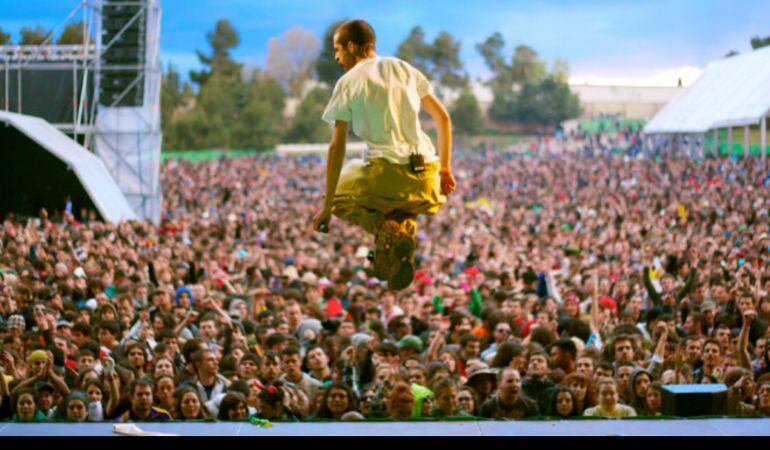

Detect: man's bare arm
420,94,452,171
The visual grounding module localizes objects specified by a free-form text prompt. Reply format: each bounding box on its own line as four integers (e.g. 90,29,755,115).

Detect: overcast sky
2,0,769,85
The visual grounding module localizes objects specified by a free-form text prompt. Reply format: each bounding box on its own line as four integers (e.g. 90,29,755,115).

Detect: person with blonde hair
584,377,636,418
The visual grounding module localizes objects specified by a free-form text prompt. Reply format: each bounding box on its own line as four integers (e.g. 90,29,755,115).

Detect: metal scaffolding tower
0,0,162,224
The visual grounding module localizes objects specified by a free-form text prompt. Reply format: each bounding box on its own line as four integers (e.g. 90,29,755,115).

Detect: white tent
645,46,770,135
0,111,138,222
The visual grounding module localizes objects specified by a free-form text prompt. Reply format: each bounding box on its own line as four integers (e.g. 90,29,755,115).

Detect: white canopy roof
645,46,770,134
0,111,138,222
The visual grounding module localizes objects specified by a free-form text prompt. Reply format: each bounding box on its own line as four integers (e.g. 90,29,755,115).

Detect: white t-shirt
321,56,438,165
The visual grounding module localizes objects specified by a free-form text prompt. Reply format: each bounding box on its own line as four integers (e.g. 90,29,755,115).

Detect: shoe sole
389,236,415,290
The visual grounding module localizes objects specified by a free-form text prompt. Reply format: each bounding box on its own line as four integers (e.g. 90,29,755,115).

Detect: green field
161,149,260,162
577,117,647,134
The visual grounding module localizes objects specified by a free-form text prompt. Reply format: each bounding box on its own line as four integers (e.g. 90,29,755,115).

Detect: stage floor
2,418,769,436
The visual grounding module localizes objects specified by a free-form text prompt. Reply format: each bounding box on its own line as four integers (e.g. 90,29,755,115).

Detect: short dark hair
336,20,376,55
129,377,153,396
98,319,121,337
265,332,287,349
182,338,206,363
282,346,301,358
460,333,480,348
432,376,456,396
449,311,469,332
191,348,215,368
261,350,281,365
703,338,723,354
528,350,551,366
76,349,95,360
72,322,92,337
551,338,577,360
375,342,398,356
613,335,635,350
617,360,636,370
596,361,615,376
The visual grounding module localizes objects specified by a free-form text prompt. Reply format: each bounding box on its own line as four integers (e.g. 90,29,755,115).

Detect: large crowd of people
2,131,770,423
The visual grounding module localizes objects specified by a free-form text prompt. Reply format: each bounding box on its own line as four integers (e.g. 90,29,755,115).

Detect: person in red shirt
322,286,344,319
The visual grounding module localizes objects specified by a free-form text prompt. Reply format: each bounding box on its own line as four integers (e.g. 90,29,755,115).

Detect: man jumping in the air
312,19,455,290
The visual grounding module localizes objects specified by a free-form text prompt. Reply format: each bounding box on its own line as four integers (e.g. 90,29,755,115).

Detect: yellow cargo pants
332,158,446,236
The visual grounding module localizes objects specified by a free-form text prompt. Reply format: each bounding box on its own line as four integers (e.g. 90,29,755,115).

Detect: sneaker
388,234,415,291
373,220,399,280
373,219,415,285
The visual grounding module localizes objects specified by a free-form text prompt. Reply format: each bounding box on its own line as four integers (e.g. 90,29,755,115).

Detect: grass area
161,149,262,162
578,117,647,134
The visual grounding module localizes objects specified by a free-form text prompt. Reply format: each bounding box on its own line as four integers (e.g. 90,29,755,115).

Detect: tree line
160,20,587,150
0,22,91,46
4,20,768,150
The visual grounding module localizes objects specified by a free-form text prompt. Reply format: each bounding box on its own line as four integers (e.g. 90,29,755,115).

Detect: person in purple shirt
119,378,171,422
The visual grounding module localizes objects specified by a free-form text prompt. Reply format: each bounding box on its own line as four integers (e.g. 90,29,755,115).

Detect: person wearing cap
97,303,119,324
7,314,25,339
56,320,73,337
297,318,323,349
175,286,194,310
465,362,498,404
228,298,248,321
396,335,423,359
34,381,56,419
55,391,90,422
11,350,70,401
700,299,718,333
410,383,434,418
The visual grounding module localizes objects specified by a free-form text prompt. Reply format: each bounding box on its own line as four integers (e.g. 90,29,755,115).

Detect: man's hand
312,208,332,233
34,308,48,331
743,309,757,326
2,351,16,375
655,324,668,358
35,357,51,381
440,170,456,196
343,346,356,365
186,310,200,323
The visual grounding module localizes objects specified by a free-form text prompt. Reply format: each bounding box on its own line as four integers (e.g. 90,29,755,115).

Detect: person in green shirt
12,389,47,422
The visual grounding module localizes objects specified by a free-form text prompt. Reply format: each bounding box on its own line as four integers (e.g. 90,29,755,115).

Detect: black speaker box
661,384,727,417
